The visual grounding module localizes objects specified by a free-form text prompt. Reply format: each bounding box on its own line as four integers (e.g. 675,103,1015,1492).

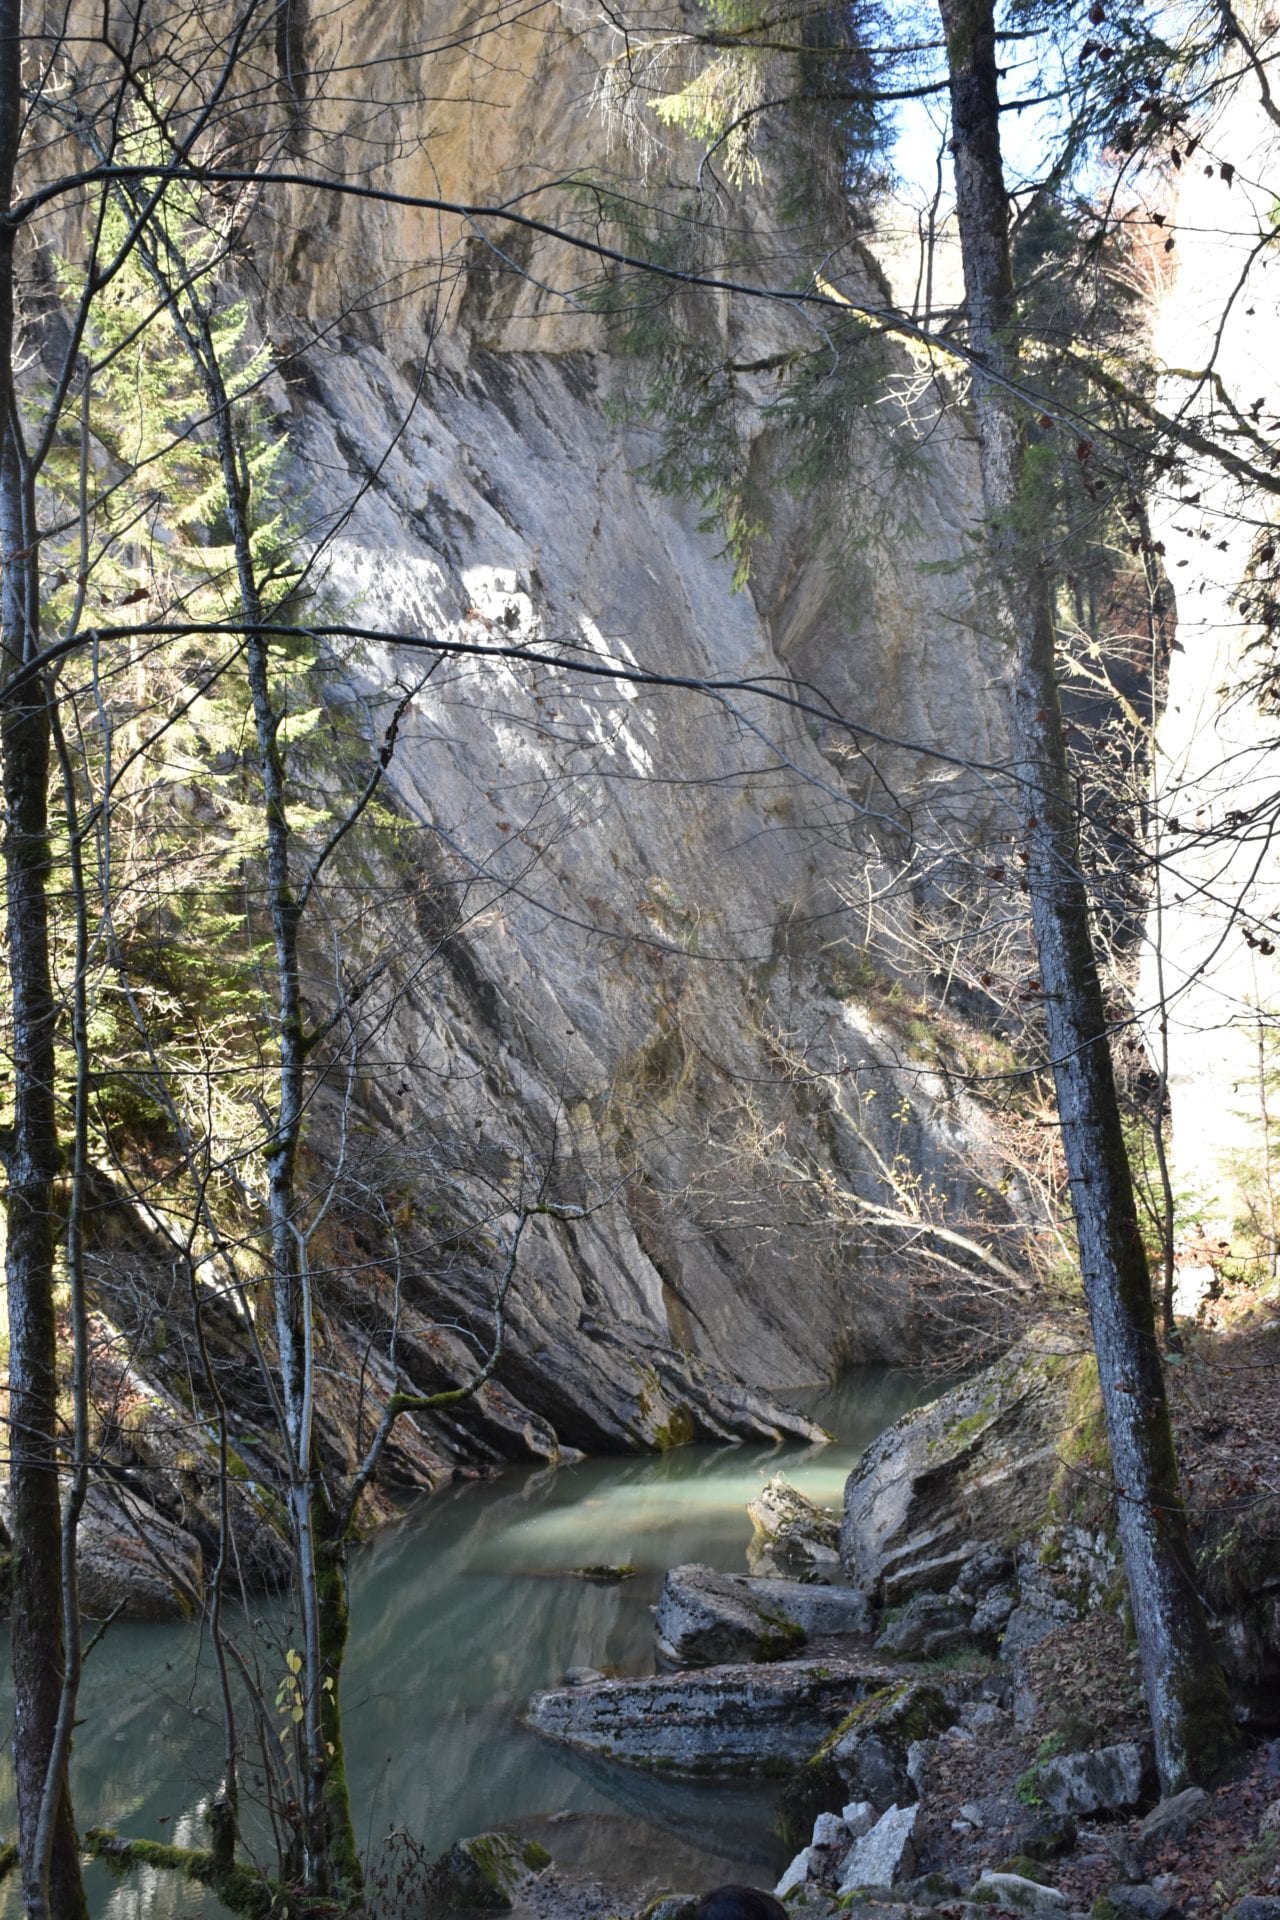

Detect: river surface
0,1369,932,1919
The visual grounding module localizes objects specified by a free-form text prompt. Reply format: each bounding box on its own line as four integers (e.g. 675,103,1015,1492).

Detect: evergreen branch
1068,350,1280,497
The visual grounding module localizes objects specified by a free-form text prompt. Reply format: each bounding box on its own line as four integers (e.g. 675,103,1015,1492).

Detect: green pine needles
579,0,927,586
31,111,402,1188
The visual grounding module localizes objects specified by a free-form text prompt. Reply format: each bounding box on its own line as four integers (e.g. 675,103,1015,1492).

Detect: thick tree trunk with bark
936,0,1238,1791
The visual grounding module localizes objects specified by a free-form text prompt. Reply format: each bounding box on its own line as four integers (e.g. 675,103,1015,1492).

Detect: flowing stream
0,1368,932,1918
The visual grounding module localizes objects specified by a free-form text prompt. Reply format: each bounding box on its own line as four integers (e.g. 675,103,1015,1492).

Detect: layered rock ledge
523,1659,904,1778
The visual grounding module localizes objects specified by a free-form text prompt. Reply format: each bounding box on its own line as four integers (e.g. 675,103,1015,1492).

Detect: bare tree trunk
0,13,89,1899
1255,1010,1277,1276
936,0,1238,1792
0,633,88,1920
157,235,361,1892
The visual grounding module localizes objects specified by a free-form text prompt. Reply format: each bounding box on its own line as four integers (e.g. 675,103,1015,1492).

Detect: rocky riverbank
441,1327,1280,1920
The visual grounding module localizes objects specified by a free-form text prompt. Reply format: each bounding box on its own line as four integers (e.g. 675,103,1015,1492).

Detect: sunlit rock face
62,0,1023,1505
1142,57,1280,1249
247,1,1024,1432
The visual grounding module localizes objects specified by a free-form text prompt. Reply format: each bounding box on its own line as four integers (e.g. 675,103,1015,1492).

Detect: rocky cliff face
268,8,1017,1316
33,1,1034,1604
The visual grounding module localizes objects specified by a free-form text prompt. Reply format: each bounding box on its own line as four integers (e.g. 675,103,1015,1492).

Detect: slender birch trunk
936,0,1238,1790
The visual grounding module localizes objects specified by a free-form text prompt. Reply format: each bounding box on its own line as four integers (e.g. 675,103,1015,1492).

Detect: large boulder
655,1564,871,1665
748,1477,843,1578
524,1658,899,1779
837,1804,921,1892
1034,1744,1150,1818
776,1679,952,1846
874,1591,976,1658
1133,1788,1210,1865
841,1347,1078,1603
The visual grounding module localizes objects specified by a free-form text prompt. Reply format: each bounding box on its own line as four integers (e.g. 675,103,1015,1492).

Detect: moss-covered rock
968,1872,1069,1915
429,1831,551,1910
997,1857,1053,1884
841,1343,1078,1603
748,1477,843,1579
1045,1356,1112,1532
639,1898,698,1920
1012,1819,1078,1863
655,1564,870,1668
1193,1495,1280,1686
873,1592,976,1660
775,1680,951,1849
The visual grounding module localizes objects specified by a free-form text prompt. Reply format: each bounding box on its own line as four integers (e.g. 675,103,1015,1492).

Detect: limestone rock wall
238,1,1021,1421
45,0,1027,1542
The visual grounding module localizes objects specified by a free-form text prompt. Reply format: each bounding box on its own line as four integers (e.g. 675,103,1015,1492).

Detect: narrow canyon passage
0,1374,930,1920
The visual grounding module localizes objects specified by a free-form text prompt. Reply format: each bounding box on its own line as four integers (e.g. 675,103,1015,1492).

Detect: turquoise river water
0,1369,932,1919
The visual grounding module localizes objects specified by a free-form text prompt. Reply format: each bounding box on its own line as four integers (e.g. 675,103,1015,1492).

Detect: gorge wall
259,6,1021,1378
29,0,1042,1603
